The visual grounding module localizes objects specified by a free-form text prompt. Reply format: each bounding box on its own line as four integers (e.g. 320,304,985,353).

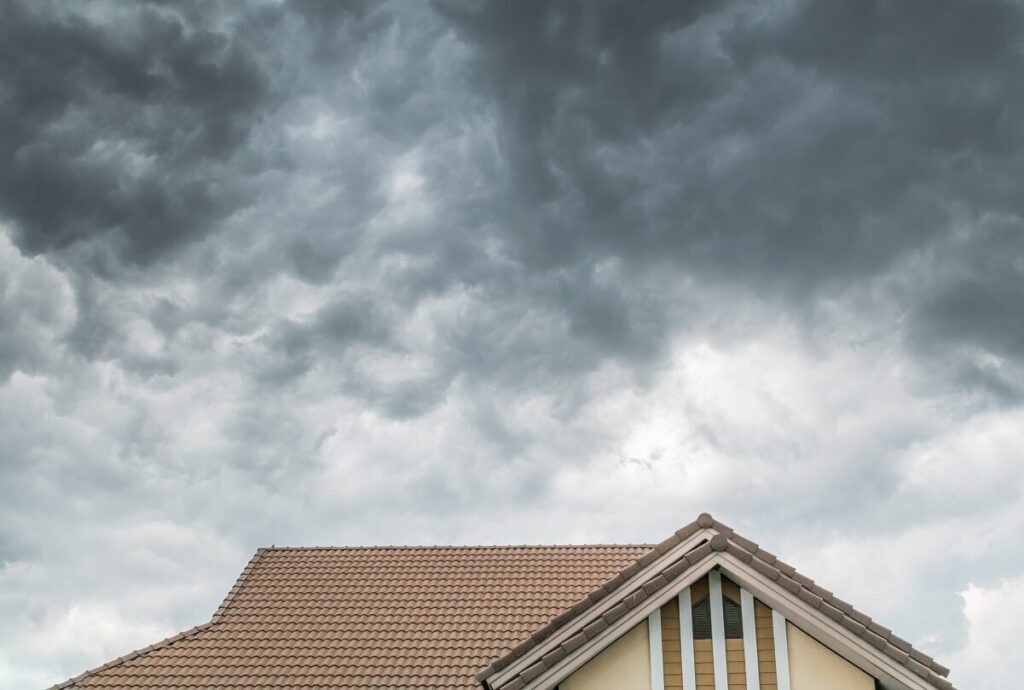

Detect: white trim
488,529,714,688
649,608,665,690
773,609,792,690
740,588,761,690
708,569,729,690
679,588,697,690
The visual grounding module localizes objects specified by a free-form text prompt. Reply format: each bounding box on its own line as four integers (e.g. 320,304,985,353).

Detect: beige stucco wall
787,622,874,690
560,620,652,690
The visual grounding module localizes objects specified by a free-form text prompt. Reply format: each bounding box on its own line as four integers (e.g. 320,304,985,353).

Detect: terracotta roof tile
53,545,648,689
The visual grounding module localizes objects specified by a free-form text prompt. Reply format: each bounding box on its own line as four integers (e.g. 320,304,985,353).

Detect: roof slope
479,514,954,690
52,544,649,689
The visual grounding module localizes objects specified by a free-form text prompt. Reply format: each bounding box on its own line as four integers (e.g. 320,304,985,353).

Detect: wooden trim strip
708,569,729,690
650,608,665,690
679,588,697,690
740,587,761,690
773,609,792,690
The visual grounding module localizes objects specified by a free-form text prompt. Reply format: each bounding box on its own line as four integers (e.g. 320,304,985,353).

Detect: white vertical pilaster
679,588,697,690
772,610,792,690
649,608,665,690
740,588,761,690
708,570,729,690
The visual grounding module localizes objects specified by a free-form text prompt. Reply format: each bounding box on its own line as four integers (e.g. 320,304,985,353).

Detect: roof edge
46,622,213,690
48,547,267,690
211,546,267,622
256,543,655,551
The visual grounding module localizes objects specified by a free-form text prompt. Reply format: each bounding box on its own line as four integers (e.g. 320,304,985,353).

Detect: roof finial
697,512,714,528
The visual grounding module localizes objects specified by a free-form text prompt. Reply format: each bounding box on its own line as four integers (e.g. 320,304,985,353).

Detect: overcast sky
1,1,1023,688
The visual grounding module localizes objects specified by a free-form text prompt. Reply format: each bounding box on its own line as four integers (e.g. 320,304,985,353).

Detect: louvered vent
692,597,712,638
723,596,743,639
692,595,744,639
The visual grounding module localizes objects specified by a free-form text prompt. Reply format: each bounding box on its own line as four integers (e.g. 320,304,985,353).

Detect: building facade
53,514,955,690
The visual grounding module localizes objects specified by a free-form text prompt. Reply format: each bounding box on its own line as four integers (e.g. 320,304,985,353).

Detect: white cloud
950,576,1024,690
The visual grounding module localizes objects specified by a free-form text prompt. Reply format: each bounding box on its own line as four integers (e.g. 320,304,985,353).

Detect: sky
1,1,1022,688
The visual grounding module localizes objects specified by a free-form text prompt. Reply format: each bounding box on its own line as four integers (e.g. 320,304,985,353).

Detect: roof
478,514,954,690
53,514,955,690
51,544,649,689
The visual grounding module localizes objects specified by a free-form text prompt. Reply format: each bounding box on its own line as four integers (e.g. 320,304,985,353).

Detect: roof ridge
47,622,214,690
211,547,267,622
261,543,655,550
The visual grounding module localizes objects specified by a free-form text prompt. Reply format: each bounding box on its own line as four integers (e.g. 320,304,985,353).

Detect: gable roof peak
481,514,955,690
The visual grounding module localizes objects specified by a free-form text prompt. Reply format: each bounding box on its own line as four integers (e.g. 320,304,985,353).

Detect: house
51,514,955,690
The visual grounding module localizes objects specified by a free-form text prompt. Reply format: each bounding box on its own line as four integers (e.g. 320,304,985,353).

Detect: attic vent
692,597,712,638
722,596,742,639
692,596,743,639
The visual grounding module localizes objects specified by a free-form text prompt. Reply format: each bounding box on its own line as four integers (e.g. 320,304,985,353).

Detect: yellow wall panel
787,623,874,690
561,620,652,690
754,600,777,690
662,596,683,690
694,638,715,690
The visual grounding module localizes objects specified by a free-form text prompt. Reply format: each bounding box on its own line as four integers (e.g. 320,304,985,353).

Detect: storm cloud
1,1,1023,688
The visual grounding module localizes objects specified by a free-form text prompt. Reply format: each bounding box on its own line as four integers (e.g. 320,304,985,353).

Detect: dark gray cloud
2,2,1024,689
428,0,1024,398
454,0,1022,285
0,0,280,264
